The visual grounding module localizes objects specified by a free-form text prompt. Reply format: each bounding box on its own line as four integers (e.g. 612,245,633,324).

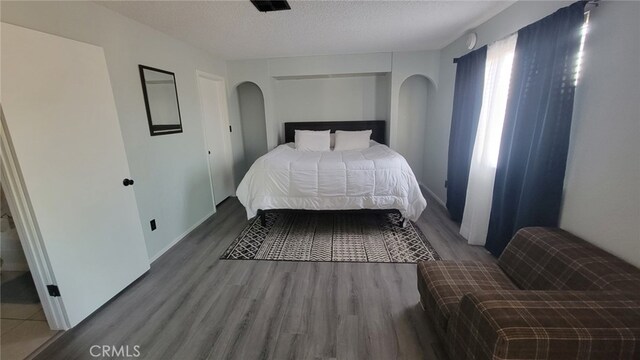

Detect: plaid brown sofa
417,227,640,360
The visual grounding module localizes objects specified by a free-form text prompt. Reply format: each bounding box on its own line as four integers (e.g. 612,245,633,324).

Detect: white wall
268,53,392,78
559,1,640,267
274,74,390,125
1,1,228,260
425,1,640,266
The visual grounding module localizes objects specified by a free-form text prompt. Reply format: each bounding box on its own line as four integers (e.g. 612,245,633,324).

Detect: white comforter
236,143,427,221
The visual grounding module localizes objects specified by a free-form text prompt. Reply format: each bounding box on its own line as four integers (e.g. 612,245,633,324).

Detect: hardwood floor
415,193,495,262
36,193,493,360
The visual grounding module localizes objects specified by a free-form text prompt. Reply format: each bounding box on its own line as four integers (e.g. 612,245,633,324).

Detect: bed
236,121,427,225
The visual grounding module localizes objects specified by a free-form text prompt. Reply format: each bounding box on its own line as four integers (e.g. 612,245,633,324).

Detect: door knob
123,178,135,186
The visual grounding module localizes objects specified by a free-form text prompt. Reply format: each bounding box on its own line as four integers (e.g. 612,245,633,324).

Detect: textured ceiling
97,0,514,60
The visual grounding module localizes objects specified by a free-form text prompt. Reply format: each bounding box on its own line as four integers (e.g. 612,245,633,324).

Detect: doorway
1,185,59,359
197,72,235,205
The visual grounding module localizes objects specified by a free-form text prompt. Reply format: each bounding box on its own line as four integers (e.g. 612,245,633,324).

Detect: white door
197,74,235,205
1,23,150,327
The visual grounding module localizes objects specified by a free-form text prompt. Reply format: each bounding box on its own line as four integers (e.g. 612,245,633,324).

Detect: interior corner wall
559,1,640,267
1,1,228,260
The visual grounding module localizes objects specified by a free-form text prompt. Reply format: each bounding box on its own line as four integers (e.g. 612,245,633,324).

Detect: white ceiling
98,0,514,60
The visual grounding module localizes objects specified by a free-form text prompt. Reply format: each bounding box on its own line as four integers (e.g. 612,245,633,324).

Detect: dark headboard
284,121,386,145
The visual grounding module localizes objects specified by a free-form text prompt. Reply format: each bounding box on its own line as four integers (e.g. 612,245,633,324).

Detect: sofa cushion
417,261,518,333
499,227,640,292
447,290,640,360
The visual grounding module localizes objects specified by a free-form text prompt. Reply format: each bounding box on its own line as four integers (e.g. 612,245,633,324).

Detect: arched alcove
397,75,435,182
237,82,267,169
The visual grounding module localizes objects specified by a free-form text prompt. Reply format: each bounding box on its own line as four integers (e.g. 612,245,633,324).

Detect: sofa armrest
446,290,640,360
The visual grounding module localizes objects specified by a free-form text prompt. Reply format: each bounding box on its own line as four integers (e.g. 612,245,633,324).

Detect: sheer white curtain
460,34,518,245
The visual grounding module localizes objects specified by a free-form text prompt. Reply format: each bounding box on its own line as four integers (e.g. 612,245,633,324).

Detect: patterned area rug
221,212,440,263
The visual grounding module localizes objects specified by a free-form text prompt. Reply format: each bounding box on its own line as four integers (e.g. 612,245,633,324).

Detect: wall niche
397,74,435,181
236,81,268,170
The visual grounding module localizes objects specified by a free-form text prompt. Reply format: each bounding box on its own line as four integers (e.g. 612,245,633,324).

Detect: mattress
236,142,427,221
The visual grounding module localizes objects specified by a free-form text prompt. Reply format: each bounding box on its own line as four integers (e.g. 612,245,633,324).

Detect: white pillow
295,130,331,151
333,130,372,151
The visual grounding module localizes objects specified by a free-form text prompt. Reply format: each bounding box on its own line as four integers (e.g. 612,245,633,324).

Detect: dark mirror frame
139,65,183,136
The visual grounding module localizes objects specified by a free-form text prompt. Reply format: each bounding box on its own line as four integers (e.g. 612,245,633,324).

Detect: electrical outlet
150,219,157,231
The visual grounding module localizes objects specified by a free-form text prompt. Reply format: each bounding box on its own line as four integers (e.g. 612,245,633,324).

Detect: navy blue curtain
446,46,487,222
485,2,586,256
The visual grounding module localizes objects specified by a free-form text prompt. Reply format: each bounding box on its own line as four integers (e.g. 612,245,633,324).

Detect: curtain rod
453,0,597,64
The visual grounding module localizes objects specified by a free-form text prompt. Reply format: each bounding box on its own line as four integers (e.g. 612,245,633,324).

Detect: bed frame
283,120,387,145
256,120,405,227
256,208,404,227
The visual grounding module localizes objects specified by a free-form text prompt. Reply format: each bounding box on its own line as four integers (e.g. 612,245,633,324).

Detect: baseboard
149,210,215,264
419,182,446,207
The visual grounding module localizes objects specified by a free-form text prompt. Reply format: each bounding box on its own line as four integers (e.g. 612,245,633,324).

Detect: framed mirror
139,65,183,136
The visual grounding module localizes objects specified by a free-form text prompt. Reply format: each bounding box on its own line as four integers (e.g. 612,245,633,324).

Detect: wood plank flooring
35,193,493,360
